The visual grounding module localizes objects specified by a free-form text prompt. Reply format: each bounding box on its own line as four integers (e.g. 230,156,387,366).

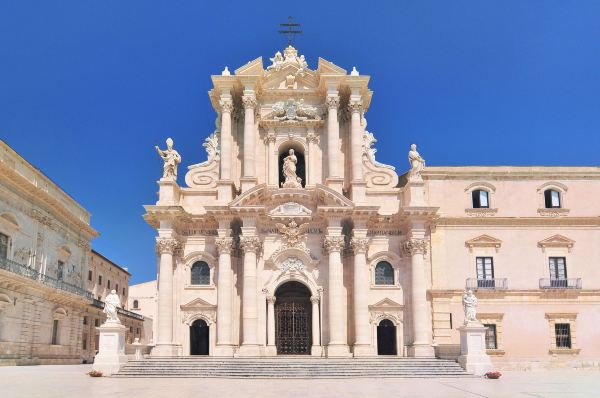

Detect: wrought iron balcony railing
92,299,144,321
539,278,582,289
0,257,93,300
465,278,508,290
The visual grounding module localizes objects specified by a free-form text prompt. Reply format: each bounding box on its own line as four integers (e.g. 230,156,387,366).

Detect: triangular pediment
538,234,575,249
465,234,502,249
369,298,403,310
234,57,264,76
317,58,347,75
262,68,318,90
180,298,216,310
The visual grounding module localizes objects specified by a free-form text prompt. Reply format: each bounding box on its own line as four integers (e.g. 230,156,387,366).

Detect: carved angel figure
275,220,309,247
408,144,425,180
267,51,284,71
462,290,478,324
104,289,121,324
296,99,320,120
155,137,181,179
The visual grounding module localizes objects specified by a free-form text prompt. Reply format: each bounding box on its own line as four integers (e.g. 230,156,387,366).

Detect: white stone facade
144,47,600,367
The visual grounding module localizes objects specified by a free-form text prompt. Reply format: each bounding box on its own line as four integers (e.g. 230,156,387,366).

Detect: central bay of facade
147,45,439,358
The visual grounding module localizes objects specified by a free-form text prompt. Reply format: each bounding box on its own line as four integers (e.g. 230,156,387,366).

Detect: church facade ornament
350,237,370,254
215,237,233,255
240,236,262,253
323,236,345,253
156,238,180,255
402,238,428,256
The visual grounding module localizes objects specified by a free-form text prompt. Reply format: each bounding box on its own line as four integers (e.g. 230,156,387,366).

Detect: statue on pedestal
104,289,121,324
282,149,302,188
462,289,478,324
155,137,181,180
408,144,426,180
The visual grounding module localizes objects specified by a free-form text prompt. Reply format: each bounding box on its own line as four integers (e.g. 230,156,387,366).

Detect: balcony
92,299,144,321
0,257,93,300
465,278,508,290
539,278,582,289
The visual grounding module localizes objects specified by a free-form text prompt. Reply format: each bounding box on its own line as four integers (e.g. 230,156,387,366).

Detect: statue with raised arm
282,149,302,188
155,137,181,180
408,144,426,180
104,289,121,324
462,289,478,325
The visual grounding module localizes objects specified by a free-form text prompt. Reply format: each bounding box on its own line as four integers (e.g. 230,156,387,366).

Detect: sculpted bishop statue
155,137,181,180
104,289,121,324
462,289,478,325
282,149,302,188
408,144,426,180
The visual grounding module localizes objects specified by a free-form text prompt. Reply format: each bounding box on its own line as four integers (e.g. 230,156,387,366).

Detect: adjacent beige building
128,280,156,344
143,46,600,369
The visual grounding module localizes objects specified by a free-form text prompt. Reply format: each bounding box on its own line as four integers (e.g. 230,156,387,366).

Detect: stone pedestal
92,322,128,376
457,321,493,376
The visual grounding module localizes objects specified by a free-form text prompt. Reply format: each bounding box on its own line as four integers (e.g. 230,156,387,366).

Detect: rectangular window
545,190,561,208
549,257,567,287
476,257,495,288
57,261,64,280
472,190,489,209
130,326,133,333
94,318,99,327
88,270,92,281
0,233,8,260
82,333,87,350
116,283,119,292
555,323,572,348
122,288,126,296
107,280,111,289
83,316,88,325
51,320,59,345
136,328,140,334
98,275,102,285
484,324,498,349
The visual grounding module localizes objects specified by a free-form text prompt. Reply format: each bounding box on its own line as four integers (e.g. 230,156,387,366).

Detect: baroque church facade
145,46,600,366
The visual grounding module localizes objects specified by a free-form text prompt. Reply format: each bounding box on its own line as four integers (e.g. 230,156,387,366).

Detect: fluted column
403,238,434,357
238,236,261,355
242,93,257,185
153,237,179,356
310,296,320,351
326,95,340,179
264,129,277,186
324,235,350,356
351,236,373,356
349,100,363,181
214,237,234,356
266,296,276,347
219,99,233,180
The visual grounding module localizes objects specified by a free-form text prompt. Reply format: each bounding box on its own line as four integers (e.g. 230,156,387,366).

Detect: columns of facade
241,90,257,191
310,296,321,354
214,236,234,356
324,235,350,357
266,295,276,348
265,128,277,187
153,237,179,356
218,96,234,201
238,234,261,356
325,94,343,192
349,99,363,181
351,236,373,356
403,238,435,357
306,128,319,187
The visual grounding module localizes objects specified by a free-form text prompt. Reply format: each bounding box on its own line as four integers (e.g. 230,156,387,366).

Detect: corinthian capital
326,95,340,110
402,238,428,255
348,100,363,113
240,236,262,253
219,99,234,113
323,236,345,254
310,296,320,304
155,238,180,255
350,237,370,254
266,296,277,305
215,237,233,255
242,95,258,109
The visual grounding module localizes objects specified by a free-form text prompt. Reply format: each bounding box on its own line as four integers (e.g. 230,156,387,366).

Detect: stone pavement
0,364,598,398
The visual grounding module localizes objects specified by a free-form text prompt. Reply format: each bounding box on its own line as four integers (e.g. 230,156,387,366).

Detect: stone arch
53,307,68,320
183,312,215,326
0,212,20,230
368,251,403,288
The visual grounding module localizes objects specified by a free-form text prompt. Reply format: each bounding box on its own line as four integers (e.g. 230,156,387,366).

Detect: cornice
423,166,600,180
435,216,600,227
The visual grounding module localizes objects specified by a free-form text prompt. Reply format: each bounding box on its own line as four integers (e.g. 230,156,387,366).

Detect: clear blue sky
1,1,599,283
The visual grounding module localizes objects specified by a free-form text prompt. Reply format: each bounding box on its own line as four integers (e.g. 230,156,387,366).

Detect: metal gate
275,300,311,355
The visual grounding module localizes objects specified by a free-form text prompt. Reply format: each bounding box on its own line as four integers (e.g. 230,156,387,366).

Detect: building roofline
91,249,132,276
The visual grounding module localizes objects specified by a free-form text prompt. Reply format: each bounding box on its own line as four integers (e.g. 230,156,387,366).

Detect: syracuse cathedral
144,45,600,367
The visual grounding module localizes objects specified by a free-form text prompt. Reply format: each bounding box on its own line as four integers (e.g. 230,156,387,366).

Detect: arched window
375,261,394,285
133,300,139,309
544,189,561,208
472,189,490,208
191,261,210,285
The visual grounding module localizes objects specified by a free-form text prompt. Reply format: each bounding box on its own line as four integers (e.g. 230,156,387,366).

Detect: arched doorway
278,147,306,187
377,319,397,355
275,281,311,355
190,319,209,355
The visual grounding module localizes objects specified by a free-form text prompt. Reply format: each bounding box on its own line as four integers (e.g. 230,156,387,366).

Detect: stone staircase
114,357,473,378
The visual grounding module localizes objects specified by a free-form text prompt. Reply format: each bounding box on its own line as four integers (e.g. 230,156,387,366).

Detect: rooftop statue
282,149,302,188
104,289,121,324
266,46,308,76
408,144,426,181
155,137,181,180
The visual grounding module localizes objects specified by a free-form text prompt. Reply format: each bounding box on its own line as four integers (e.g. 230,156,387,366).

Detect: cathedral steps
114,358,474,378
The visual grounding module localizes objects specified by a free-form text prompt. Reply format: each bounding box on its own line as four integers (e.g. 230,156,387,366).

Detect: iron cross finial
278,16,302,46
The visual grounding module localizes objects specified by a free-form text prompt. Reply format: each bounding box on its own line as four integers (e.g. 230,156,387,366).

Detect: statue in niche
104,289,121,324
282,149,302,188
462,290,478,325
155,137,181,180
408,144,426,180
